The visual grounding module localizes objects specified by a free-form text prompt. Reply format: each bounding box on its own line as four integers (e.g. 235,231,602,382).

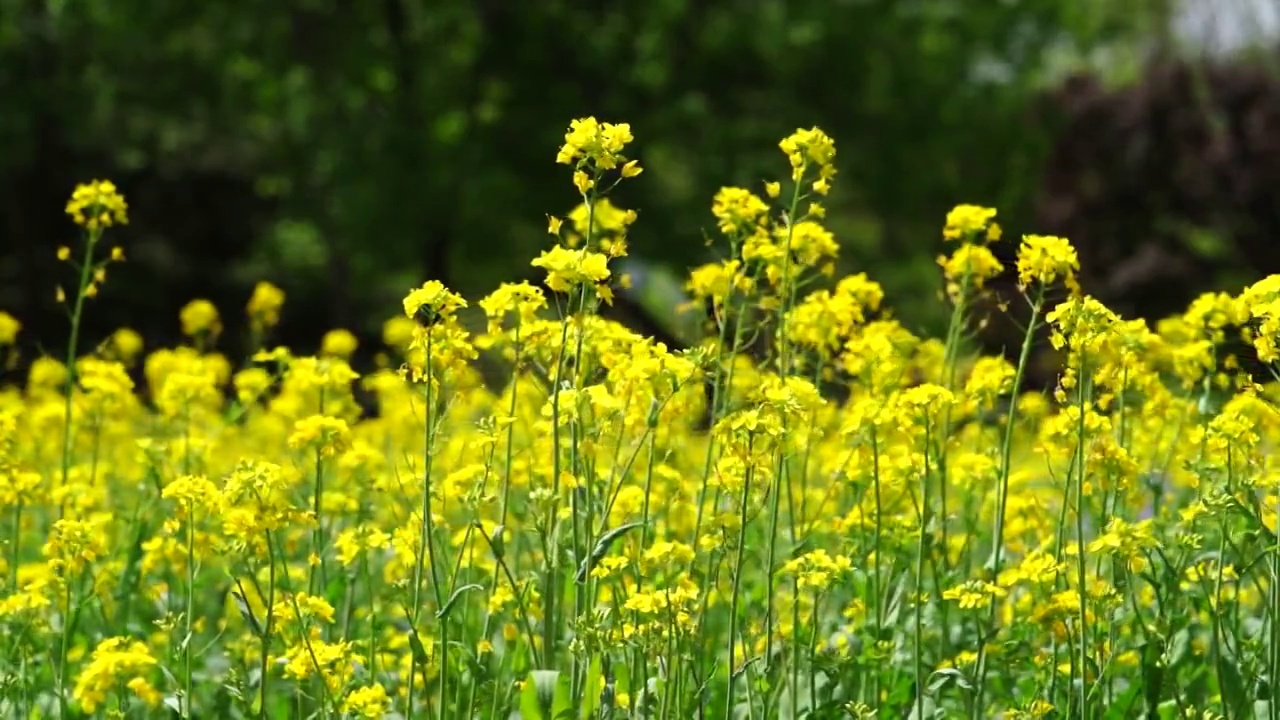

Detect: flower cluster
0,122,1276,720
65,179,129,231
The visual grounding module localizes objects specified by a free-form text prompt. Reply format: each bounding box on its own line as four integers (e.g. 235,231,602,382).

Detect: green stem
914,419,933,720
972,289,1044,714
1073,356,1090,720
184,505,196,717
409,335,444,716
58,230,100,519
724,436,756,720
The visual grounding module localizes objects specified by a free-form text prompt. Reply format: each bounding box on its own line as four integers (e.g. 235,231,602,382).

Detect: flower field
1,118,1279,719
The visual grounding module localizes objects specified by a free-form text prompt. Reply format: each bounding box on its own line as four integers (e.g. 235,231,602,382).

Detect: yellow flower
109,327,144,363
942,580,1007,610
247,281,286,330
711,187,770,237
556,117,635,170
382,315,417,350
288,415,352,458
342,684,391,718
403,280,467,324
780,548,852,591
942,204,999,242
1016,234,1080,292
321,328,359,358
72,637,157,713
0,312,19,345
530,245,611,293
179,299,222,339
65,179,129,230
779,127,837,186
938,243,1003,291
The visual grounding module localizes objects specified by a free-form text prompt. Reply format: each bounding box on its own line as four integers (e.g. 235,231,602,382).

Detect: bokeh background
2,0,1280,366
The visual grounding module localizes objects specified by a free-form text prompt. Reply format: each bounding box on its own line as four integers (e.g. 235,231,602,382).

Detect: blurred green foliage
0,0,1170,350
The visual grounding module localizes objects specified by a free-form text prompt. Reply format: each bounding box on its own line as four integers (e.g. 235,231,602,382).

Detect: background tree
4,0,1275,372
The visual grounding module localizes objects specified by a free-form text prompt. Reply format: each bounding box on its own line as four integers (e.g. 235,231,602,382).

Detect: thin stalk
914,418,934,720
1073,356,1090,720
58,229,100,519
408,336,444,717
724,436,756,720
972,289,1044,713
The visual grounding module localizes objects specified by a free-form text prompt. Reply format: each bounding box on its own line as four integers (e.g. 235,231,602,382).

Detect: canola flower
0,121,1276,720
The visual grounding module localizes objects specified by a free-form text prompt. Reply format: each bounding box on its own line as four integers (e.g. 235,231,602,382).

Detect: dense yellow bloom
66,179,129,230
44,517,109,575
288,414,352,458
403,280,467,324
778,126,837,189
711,187,771,236
942,204,1000,242
567,197,637,238
1016,234,1080,292
342,684,391,718
687,259,751,306
281,632,354,686
555,117,636,171
161,474,220,513
939,243,1003,291
1237,275,1280,362
1046,295,1119,356
4,117,1277,720
530,245,611,294
479,281,547,336
72,637,157,712
781,549,852,591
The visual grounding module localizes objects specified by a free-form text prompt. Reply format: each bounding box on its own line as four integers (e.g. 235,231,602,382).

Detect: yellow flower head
179,299,223,339
555,117,636,172
0,312,20,345
403,280,467,325
1016,235,1080,292
66,179,128,231
247,281,286,330
943,204,1000,243
779,127,837,188
321,328,359,359
530,245,611,294
108,327,144,363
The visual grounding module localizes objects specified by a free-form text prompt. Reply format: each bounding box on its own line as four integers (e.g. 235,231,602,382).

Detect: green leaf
926,667,973,694
1217,655,1248,718
407,624,431,666
436,583,485,620
906,693,938,720
581,655,604,719
1166,628,1190,668
1139,640,1164,714
520,670,562,720
575,521,645,583
231,583,264,639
